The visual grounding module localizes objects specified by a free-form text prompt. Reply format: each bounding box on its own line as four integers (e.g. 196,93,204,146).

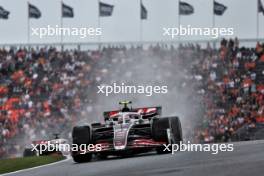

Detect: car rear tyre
72,153,92,163
152,117,183,154
72,126,92,163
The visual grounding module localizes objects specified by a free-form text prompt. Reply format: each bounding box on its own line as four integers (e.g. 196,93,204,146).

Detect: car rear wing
103,106,162,121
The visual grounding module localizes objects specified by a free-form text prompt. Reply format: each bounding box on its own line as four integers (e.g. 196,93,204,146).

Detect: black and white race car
71,101,182,163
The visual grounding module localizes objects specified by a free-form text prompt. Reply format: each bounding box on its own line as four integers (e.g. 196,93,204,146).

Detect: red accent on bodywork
132,139,165,146
106,107,159,119
109,111,119,118
95,139,165,151
137,107,157,114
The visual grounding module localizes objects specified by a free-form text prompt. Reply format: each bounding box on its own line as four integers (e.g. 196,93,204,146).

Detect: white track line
0,155,71,176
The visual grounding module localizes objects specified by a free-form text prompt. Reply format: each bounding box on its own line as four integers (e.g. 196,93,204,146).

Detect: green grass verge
0,155,65,174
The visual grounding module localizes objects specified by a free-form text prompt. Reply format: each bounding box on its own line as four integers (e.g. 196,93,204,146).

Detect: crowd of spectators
180,39,264,142
0,38,263,158
0,48,100,158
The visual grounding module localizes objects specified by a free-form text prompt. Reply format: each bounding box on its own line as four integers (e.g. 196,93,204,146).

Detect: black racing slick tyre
72,153,92,163
72,126,92,163
152,117,183,154
72,126,91,145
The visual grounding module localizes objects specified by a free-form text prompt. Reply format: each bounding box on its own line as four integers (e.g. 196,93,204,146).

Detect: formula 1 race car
23,134,69,157
71,101,183,163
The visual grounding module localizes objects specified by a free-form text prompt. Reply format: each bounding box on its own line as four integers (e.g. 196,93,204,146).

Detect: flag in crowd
28,3,41,19
99,2,114,17
141,1,147,20
259,0,264,15
1,1,264,20
0,6,9,19
214,1,227,16
179,1,194,15
62,3,74,18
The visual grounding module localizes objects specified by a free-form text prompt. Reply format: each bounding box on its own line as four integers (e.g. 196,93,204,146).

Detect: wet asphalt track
3,140,264,176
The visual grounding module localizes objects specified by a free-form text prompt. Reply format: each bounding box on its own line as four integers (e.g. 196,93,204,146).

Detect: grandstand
0,38,263,158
